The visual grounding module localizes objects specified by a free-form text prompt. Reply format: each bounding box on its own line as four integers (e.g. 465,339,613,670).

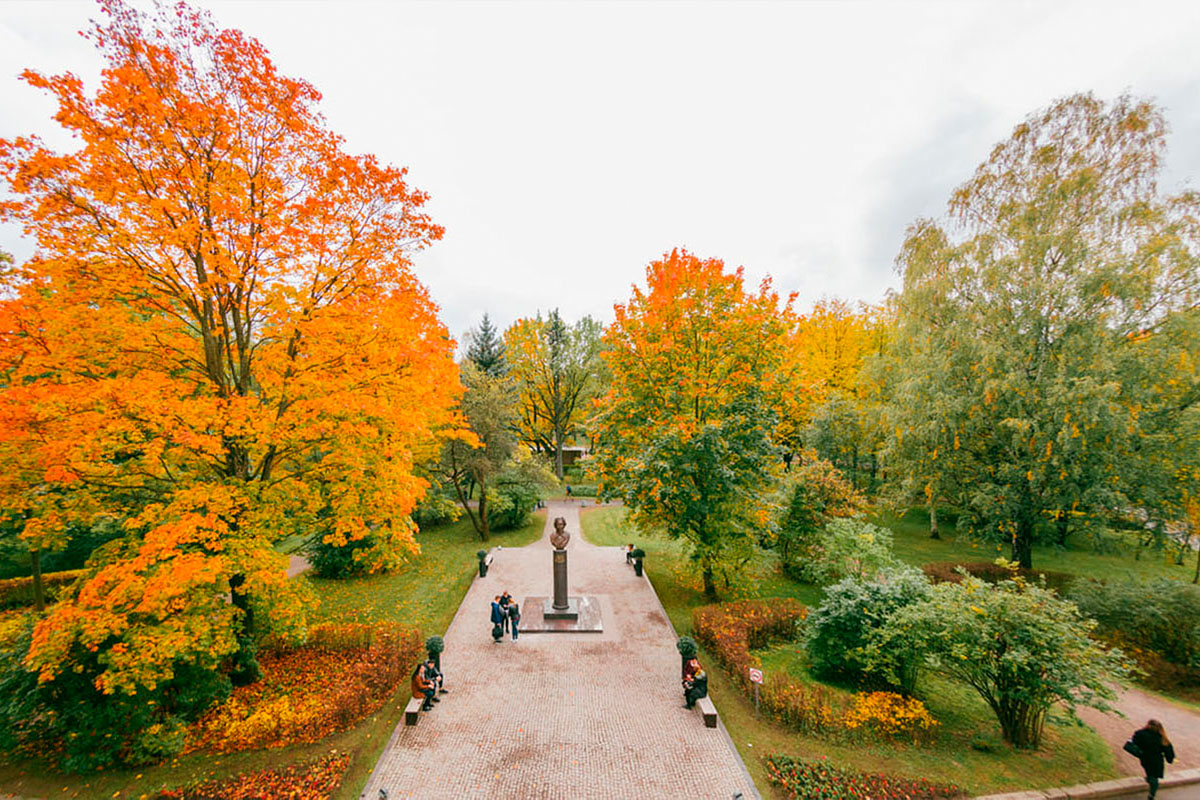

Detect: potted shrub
631,547,646,577
677,635,698,678
425,635,444,673
477,549,489,577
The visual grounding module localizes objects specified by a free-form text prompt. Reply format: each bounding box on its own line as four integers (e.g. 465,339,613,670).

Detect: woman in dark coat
490,595,505,643
1131,719,1175,798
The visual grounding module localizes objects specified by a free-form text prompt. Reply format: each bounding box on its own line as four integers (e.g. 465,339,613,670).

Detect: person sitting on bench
682,656,708,709
422,659,446,696
412,662,436,711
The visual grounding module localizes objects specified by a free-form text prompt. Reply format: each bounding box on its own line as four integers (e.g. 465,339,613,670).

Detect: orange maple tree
590,249,795,597
0,0,459,700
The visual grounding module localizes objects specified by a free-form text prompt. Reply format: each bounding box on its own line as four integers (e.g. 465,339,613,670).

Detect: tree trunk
1055,513,1069,547
1011,514,1035,569
30,548,45,613
928,501,941,540
1193,542,1200,585
228,573,261,686
850,443,859,490
701,557,717,601
478,487,490,542
554,425,565,481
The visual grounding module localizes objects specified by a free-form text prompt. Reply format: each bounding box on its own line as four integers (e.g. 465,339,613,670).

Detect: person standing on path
509,599,520,640
499,591,512,633
490,595,505,643
1130,719,1176,799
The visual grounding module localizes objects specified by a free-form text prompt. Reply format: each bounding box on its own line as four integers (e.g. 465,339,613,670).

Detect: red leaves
159,753,351,800
186,623,422,753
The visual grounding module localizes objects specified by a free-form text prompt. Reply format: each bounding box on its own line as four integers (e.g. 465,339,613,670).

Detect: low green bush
801,518,898,585
805,566,931,691
0,623,232,772
565,484,597,497
1068,576,1200,668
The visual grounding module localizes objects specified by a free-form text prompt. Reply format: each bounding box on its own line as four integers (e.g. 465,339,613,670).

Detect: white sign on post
749,667,763,718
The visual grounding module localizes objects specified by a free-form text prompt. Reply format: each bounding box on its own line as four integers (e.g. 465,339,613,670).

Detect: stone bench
696,696,718,728
404,696,424,726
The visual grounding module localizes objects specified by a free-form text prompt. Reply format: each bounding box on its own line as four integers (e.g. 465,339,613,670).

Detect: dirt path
1078,686,1200,775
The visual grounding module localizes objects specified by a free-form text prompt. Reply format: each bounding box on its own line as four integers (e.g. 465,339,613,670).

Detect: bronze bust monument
550,516,570,550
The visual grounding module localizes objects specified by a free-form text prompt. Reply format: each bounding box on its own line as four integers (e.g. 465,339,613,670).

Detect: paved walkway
362,502,758,799
1078,687,1200,777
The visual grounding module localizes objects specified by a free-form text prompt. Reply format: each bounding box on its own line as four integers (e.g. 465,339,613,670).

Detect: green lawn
876,507,1196,585
578,504,1167,798
0,511,546,800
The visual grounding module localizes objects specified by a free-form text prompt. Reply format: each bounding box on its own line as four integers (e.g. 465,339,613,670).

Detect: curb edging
973,767,1200,799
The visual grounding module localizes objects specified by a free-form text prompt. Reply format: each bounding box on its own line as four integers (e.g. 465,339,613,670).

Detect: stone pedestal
543,596,580,620
552,548,571,612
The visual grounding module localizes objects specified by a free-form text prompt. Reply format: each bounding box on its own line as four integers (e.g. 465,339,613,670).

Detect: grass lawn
0,511,545,800
877,507,1197,584
579,504,1169,798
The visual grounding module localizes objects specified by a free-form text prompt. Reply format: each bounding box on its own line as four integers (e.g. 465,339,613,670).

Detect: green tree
504,310,603,479
439,362,519,540
466,312,507,377
884,93,1200,567
590,249,792,599
873,570,1132,748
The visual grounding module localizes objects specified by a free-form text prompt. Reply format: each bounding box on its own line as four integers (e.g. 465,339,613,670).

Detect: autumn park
0,1,1199,799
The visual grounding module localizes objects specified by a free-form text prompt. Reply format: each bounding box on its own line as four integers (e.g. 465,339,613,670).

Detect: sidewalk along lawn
579,505,1123,798
0,512,545,800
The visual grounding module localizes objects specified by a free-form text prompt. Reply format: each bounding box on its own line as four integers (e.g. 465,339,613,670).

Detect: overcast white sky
3,1,1199,343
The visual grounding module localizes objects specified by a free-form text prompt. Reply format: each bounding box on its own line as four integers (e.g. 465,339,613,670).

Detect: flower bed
843,691,938,739
693,599,847,734
187,622,422,752
157,753,350,799
765,754,964,799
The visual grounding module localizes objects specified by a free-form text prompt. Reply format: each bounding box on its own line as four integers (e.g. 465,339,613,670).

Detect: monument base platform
543,597,579,620
520,595,603,633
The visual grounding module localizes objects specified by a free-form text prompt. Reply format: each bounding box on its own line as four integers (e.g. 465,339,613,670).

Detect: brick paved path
362,502,758,799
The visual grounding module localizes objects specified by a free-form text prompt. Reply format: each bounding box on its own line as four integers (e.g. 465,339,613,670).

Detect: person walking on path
490,595,505,643
1129,719,1176,799
509,599,521,641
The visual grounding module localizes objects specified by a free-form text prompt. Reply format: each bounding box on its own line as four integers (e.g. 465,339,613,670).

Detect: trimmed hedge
921,561,1074,595
0,569,85,609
